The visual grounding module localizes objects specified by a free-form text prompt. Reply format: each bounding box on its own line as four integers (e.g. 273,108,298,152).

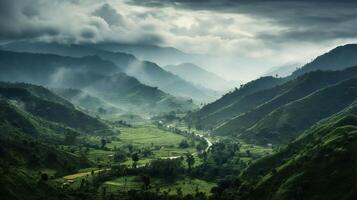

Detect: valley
1,42,357,199
1,3,357,198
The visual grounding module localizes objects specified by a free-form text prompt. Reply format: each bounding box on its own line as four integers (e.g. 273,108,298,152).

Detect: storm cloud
1,0,357,81
127,0,357,42
0,0,164,45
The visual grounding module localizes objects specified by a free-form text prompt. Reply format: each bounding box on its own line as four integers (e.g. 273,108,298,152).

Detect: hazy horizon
2,0,357,82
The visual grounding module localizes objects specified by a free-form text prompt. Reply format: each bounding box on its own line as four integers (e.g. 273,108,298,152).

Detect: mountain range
190,44,357,146
1,42,218,102
0,50,197,115
87,42,197,67
164,63,236,91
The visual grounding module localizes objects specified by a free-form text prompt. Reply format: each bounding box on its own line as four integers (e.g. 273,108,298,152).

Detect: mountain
214,66,357,138
123,60,217,102
292,44,357,77
0,50,197,114
52,88,123,116
164,63,235,91
191,44,357,131
188,76,287,130
263,63,301,77
240,101,357,200
241,77,357,145
1,42,216,102
0,82,112,134
0,99,92,200
87,42,196,67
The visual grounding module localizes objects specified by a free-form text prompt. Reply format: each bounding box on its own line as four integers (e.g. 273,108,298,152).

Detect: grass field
109,125,197,160
82,124,199,167
109,125,191,148
102,176,216,195
63,168,108,180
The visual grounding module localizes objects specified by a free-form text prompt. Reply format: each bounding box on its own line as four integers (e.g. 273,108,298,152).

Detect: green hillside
0,82,111,134
242,77,357,145
292,44,357,77
192,44,357,133
0,100,92,200
214,67,357,136
238,102,357,200
52,88,123,116
189,76,286,130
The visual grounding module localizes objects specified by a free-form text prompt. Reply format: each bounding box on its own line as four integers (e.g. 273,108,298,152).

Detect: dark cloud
0,0,61,41
93,3,125,26
0,0,165,45
80,28,97,39
127,0,357,42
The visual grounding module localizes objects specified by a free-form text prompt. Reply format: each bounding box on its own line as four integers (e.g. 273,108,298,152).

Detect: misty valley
0,1,357,200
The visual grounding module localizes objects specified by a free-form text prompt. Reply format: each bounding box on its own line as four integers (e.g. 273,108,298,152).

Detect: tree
101,138,107,149
179,140,190,148
148,158,184,180
127,144,134,153
132,153,139,168
196,140,207,153
201,151,208,164
246,150,251,157
142,149,153,157
101,186,107,197
185,153,195,171
114,151,127,162
64,131,78,145
140,175,151,190
176,187,183,197
41,173,48,181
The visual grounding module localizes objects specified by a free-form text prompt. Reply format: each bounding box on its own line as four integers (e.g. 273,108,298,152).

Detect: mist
1,0,357,82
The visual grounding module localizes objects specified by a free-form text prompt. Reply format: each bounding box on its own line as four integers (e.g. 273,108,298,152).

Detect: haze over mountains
262,63,301,78
165,63,236,91
189,43,357,147
0,50,197,115
2,42,220,102
88,42,197,67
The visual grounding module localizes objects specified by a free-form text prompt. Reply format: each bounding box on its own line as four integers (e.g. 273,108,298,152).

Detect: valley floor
46,118,272,198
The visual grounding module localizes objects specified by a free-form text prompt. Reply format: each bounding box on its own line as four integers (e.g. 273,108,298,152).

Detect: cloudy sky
1,0,357,81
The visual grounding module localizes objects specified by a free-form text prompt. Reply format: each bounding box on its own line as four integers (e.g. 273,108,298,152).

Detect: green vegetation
242,77,357,145
103,176,215,195
0,82,112,134
1,43,357,200
239,102,357,200
189,76,286,130
216,66,357,134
